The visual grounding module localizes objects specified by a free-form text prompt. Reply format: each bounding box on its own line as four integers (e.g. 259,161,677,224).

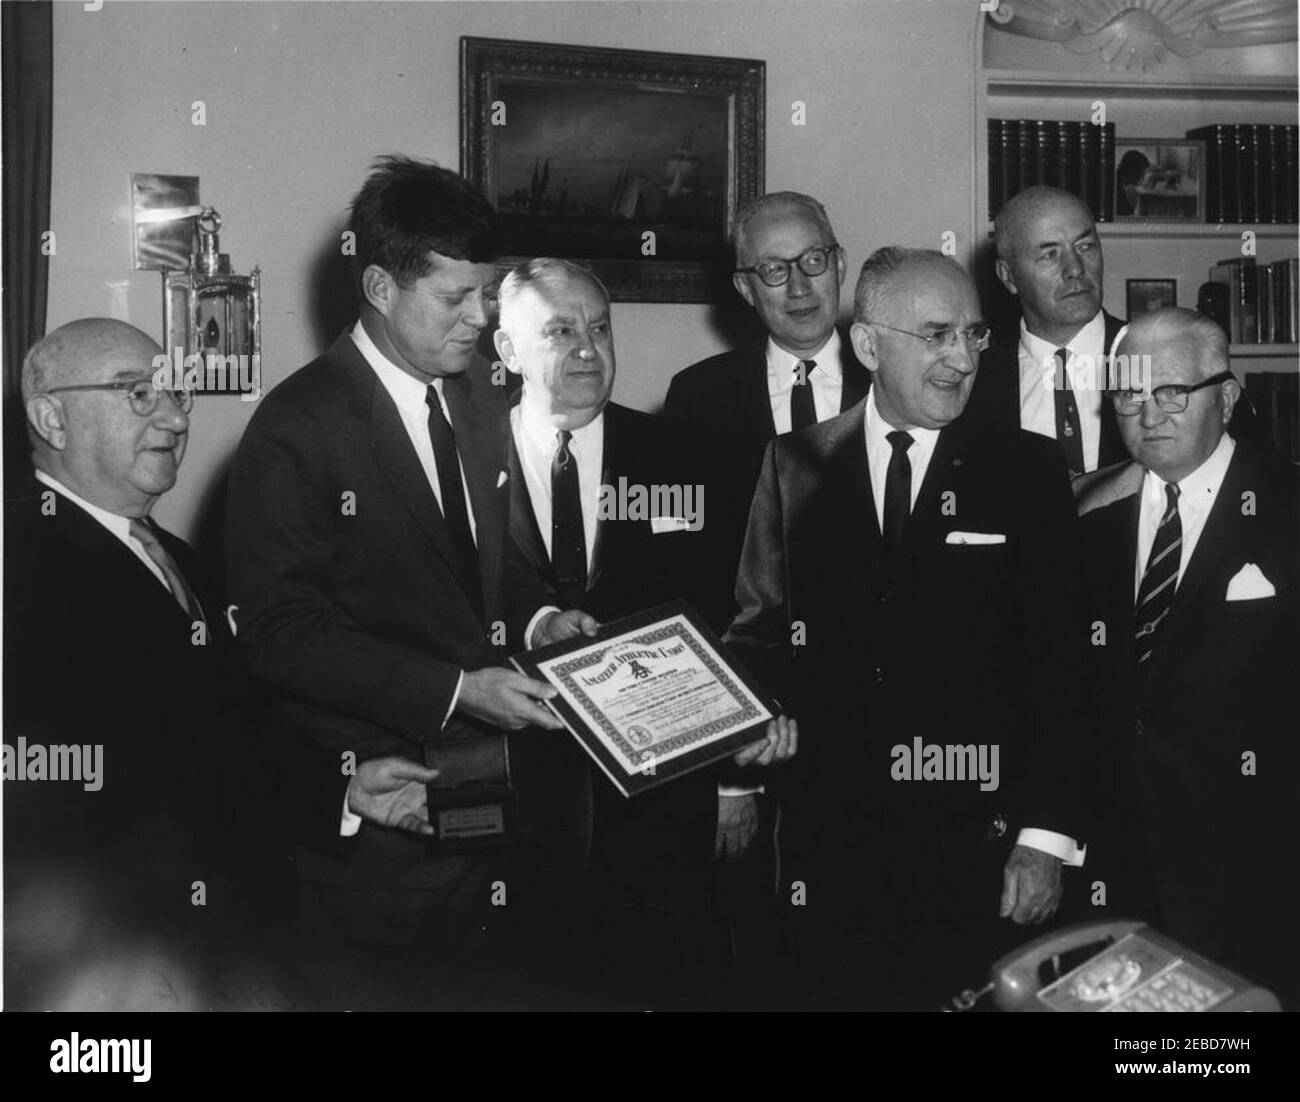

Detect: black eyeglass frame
735,243,842,287
1109,370,1236,416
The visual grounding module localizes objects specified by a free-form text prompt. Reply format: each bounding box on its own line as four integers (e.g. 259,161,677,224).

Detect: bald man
964,186,1128,477
1076,309,1298,1004
2,321,428,985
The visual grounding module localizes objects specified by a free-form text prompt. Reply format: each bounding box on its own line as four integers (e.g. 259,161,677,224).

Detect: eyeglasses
1110,371,1235,416
736,244,840,287
44,379,195,416
868,322,991,353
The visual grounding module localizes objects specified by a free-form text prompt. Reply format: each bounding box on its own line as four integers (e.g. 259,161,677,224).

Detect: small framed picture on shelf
1126,278,1178,319
1114,140,1205,222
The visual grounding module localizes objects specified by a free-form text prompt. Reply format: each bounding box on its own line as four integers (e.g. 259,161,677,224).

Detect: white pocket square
497,470,508,488
651,516,691,534
945,530,1006,545
1225,562,1275,601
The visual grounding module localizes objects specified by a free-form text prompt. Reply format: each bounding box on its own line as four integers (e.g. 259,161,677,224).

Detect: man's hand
715,792,762,860
347,757,441,836
457,667,564,731
531,608,600,649
999,843,1063,925
732,715,798,767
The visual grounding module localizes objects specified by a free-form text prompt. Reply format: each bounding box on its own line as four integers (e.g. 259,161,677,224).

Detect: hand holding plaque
511,600,792,797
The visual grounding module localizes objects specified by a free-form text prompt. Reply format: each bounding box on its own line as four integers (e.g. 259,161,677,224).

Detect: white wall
46,0,980,541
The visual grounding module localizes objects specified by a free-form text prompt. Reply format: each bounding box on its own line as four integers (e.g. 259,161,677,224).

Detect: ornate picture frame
461,37,765,303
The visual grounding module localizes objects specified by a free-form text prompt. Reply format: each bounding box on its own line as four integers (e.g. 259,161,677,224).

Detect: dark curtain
3,0,53,493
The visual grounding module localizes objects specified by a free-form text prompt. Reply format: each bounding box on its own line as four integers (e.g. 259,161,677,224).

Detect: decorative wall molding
987,0,1298,72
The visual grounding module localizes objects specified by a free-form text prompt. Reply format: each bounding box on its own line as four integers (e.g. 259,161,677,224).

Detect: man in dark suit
2,318,282,1007
964,185,1127,476
725,248,1093,1010
664,192,869,963
225,158,594,958
664,191,870,630
493,257,794,1007
1076,308,1297,1005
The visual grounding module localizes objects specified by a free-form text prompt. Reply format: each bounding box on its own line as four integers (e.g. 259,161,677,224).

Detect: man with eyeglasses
725,248,1092,1009
1075,308,1297,1005
663,193,868,1001
964,185,1128,479
2,317,285,1004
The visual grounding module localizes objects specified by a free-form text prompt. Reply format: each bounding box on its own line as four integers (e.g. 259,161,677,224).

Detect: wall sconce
130,174,261,400
162,208,261,400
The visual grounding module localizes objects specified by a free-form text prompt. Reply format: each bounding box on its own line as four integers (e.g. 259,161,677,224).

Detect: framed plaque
511,600,776,797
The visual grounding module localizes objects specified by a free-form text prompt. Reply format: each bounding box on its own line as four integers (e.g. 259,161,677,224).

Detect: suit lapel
838,334,871,412
897,423,961,576
736,341,777,440
1098,311,1127,466
506,432,552,584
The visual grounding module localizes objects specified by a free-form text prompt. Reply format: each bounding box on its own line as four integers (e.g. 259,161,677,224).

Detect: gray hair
853,246,966,323
1116,307,1230,380
498,257,610,330
731,191,837,267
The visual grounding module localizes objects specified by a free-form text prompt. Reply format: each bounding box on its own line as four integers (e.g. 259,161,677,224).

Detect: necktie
129,517,205,623
1053,346,1086,479
425,386,480,606
790,359,817,432
550,429,588,606
1135,482,1182,671
882,430,914,564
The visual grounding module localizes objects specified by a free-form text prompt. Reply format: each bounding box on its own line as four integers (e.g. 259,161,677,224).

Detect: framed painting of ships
461,37,765,302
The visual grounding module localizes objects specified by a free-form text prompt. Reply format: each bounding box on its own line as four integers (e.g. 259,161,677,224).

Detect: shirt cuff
443,670,464,729
525,606,561,650
718,785,765,797
340,786,362,837
1016,827,1086,867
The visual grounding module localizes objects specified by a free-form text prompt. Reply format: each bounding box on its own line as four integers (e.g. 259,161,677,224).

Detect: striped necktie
1135,482,1182,670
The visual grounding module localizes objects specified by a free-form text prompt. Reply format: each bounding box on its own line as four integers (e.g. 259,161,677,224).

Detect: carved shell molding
988,0,1298,72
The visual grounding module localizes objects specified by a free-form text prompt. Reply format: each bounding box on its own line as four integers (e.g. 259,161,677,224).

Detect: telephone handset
991,919,1281,1012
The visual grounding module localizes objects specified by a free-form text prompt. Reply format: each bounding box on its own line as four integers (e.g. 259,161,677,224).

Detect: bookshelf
974,9,1299,383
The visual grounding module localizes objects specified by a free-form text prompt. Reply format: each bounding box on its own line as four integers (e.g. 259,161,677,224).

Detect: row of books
1205,257,1299,345
1185,124,1298,225
987,120,1114,222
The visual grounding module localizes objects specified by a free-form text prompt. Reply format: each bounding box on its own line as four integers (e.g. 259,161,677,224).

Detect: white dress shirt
767,330,844,434
863,391,1084,866
1135,433,1235,599
863,388,941,531
511,401,604,567
351,321,478,542
33,469,171,593
1017,311,1108,473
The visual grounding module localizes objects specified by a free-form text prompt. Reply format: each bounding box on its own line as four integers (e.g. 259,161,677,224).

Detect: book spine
1019,119,1036,194
1258,263,1274,347
1285,127,1298,224
1187,124,1230,223
1060,121,1081,199
1079,124,1100,222
1234,124,1256,223
1289,258,1299,343
1097,122,1114,222
1239,261,1260,343
1253,124,1272,223
1000,120,1017,217
1268,126,1285,225
1037,120,1058,191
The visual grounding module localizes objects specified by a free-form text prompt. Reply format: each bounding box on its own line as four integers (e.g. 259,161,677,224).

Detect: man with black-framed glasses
663,193,871,1004
1076,307,1297,1005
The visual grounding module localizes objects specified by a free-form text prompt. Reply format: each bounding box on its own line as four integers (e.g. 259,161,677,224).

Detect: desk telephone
987,919,1281,1012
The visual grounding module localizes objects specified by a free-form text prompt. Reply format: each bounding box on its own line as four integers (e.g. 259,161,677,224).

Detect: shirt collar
1142,431,1236,514
351,319,444,414
863,386,942,453
1019,309,1106,368
33,468,138,541
765,329,842,380
517,396,604,460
